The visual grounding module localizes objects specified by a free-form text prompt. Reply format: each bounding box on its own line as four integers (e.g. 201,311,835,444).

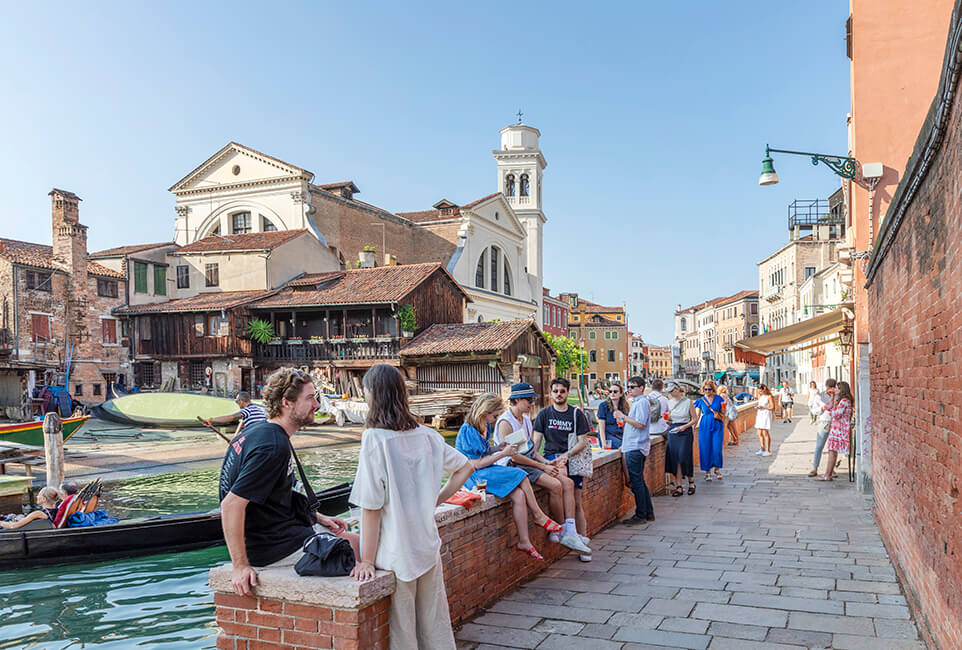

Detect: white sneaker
548,532,561,544
579,554,592,562
560,534,591,554
761,451,772,457
755,449,764,455
579,534,591,546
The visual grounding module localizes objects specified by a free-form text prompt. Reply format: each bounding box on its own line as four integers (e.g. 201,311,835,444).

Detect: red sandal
539,518,563,533
516,545,544,560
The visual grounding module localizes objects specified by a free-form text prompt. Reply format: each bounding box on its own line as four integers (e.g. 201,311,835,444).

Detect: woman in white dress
754,384,774,457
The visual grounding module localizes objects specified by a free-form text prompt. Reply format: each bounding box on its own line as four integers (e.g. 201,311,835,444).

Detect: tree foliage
545,332,588,377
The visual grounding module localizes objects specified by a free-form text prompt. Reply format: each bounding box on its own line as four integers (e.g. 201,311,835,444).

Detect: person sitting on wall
219,368,359,597
201,392,266,433
1,487,61,530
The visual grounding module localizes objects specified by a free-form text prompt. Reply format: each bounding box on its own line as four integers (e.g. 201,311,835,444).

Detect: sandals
671,485,684,497
516,545,544,561
815,475,834,481
714,471,723,481
687,482,696,495
705,473,712,482
539,518,563,533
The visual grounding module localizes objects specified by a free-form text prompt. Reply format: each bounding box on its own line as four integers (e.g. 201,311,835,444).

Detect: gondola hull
0,482,353,569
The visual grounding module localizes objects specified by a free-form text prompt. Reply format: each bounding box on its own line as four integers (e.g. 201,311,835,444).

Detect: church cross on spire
516,109,523,124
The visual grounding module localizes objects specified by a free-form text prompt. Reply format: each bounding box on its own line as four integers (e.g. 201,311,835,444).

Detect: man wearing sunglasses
613,377,655,524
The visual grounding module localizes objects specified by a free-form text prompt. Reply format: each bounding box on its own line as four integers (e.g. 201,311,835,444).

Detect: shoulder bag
567,407,594,478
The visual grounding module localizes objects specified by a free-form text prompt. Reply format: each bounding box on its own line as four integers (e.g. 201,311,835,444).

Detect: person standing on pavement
613,377,655,524
532,377,593,561
781,383,795,423
808,378,837,477
816,380,852,481
595,381,628,449
807,381,820,424
664,381,697,496
349,364,474,649
718,385,739,446
695,380,725,481
754,384,774,456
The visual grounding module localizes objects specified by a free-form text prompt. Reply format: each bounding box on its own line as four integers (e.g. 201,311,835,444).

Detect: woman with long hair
349,364,474,649
817,381,854,481
754,384,774,456
695,380,726,481
595,381,628,449
807,380,820,424
455,393,563,560
718,385,738,446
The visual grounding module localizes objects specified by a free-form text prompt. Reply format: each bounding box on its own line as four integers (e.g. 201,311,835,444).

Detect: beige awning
734,305,853,358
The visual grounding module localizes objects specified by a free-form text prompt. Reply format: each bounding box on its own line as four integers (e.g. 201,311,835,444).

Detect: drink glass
663,412,670,422
347,507,361,533
475,479,487,499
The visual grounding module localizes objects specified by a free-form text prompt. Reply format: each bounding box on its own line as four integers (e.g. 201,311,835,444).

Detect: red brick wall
867,37,962,650
213,592,389,650
440,444,665,627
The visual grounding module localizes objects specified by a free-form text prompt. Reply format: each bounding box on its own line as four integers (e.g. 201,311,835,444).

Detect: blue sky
0,2,850,344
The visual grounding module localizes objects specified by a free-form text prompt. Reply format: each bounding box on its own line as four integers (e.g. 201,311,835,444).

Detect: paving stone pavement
455,414,927,649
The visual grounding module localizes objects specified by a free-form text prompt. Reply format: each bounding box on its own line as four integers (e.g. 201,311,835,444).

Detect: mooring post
42,412,64,489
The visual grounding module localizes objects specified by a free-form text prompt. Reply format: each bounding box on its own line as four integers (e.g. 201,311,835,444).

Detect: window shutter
102,319,117,344
31,314,50,342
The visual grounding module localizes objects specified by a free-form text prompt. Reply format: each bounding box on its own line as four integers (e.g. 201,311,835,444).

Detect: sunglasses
627,384,639,389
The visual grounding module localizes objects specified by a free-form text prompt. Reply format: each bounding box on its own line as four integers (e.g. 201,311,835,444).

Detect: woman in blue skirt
695,380,725,481
456,392,563,560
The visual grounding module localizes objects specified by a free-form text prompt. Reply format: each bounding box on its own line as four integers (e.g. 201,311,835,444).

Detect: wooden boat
0,481,353,569
92,393,239,428
0,415,89,447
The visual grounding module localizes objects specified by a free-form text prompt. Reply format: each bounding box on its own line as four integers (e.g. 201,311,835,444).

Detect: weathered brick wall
867,47,962,650
212,591,389,649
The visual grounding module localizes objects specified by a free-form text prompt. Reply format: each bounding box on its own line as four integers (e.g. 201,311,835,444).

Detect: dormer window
505,174,515,197
520,174,530,197
441,207,453,216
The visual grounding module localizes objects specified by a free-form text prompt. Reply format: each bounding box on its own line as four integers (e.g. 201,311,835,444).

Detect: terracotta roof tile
0,237,124,279
90,242,177,258
173,229,308,254
400,319,549,357
576,315,625,328
253,263,469,308
115,290,268,314
397,192,500,224
679,289,759,313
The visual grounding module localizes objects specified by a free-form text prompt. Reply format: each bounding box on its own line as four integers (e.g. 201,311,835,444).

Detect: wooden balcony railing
254,338,400,363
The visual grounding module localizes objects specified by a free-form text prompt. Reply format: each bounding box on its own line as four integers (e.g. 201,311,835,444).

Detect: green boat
92,393,239,428
0,415,89,447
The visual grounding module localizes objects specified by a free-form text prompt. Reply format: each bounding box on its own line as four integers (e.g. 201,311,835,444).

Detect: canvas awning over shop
713,371,726,380
734,306,852,363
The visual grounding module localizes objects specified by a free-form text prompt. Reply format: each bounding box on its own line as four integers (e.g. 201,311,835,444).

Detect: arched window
475,249,487,288
262,216,277,232
490,246,500,293
519,174,529,197
503,257,512,296
505,174,515,197
750,324,759,336
680,317,687,332
589,350,597,363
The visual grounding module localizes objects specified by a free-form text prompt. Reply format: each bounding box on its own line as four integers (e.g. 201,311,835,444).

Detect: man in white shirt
648,379,670,437
808,378,838,477
614,376,655,524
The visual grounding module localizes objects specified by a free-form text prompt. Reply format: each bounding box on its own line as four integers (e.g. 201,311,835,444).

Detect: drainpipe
12,265,19,360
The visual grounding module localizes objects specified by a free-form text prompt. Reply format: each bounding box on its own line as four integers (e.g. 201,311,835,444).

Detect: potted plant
359,245,377,268
246,319,275,344
398,303,416,337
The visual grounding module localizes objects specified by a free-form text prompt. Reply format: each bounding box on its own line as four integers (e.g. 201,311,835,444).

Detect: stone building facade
0,189,129,418
863,5,962,646
647,344,672,379
568,314,627,387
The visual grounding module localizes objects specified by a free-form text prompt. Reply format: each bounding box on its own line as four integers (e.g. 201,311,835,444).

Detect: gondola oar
197,417,231,444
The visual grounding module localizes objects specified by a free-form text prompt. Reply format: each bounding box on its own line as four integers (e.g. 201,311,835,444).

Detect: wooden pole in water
42,412,64,490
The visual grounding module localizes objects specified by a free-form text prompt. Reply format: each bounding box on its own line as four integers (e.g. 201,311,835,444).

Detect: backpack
647,395,662,424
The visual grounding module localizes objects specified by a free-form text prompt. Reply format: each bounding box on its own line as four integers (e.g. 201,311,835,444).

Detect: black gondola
0,482,353,569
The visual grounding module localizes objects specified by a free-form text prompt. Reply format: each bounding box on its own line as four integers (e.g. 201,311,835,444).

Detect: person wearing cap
495,382,591,555
614,376,655,524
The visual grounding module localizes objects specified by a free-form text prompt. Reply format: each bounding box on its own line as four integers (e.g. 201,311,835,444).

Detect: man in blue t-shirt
615,376,655,524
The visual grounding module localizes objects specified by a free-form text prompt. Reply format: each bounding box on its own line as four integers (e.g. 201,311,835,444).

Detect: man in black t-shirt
219,368,357,596
533,377,592,560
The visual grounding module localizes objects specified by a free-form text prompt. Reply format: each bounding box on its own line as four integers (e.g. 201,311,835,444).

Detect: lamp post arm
767,147,860,181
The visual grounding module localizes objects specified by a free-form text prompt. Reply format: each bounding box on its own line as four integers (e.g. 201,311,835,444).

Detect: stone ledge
209,563,395,609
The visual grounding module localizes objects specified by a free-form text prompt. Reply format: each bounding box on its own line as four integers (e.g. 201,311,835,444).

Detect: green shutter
134,262,147,294
153,266,166,296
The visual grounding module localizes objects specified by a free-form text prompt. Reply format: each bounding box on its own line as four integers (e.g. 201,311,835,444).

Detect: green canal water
0,444,364,649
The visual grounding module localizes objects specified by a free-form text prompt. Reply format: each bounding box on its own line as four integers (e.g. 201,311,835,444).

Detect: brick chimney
50,188,89,344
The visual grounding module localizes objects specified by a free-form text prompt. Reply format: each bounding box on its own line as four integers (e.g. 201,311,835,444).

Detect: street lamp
838,326,854,357
758,145,859,186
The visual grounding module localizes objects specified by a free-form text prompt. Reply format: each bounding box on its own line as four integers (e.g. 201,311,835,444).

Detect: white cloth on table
350,424,468,582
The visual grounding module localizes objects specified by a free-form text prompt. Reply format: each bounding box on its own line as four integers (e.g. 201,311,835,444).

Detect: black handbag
288,442,356,576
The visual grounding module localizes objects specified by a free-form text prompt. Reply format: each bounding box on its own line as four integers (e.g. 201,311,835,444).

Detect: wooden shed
399,319,556,407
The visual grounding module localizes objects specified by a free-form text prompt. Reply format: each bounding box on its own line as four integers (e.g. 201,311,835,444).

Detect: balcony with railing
254,337,400,363
0,328,12,357
788,199,846,239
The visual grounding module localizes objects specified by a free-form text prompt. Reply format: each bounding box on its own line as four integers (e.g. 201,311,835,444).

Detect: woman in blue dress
695,380,725,481
455,393,563,560
595,382,628,449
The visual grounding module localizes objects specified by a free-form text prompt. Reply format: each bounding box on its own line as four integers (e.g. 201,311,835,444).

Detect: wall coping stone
209,563,395,609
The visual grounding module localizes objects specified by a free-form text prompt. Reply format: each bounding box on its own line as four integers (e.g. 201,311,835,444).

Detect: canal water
0,444,364,649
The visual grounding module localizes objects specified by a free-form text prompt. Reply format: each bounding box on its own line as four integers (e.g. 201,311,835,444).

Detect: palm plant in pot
398,304,416,337
246,319,275,344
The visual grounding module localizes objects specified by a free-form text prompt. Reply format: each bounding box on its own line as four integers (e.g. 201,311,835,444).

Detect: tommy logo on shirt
547,417,575,432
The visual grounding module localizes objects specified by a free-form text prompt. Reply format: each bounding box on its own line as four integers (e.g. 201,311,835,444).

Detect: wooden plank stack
407,390,479,427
